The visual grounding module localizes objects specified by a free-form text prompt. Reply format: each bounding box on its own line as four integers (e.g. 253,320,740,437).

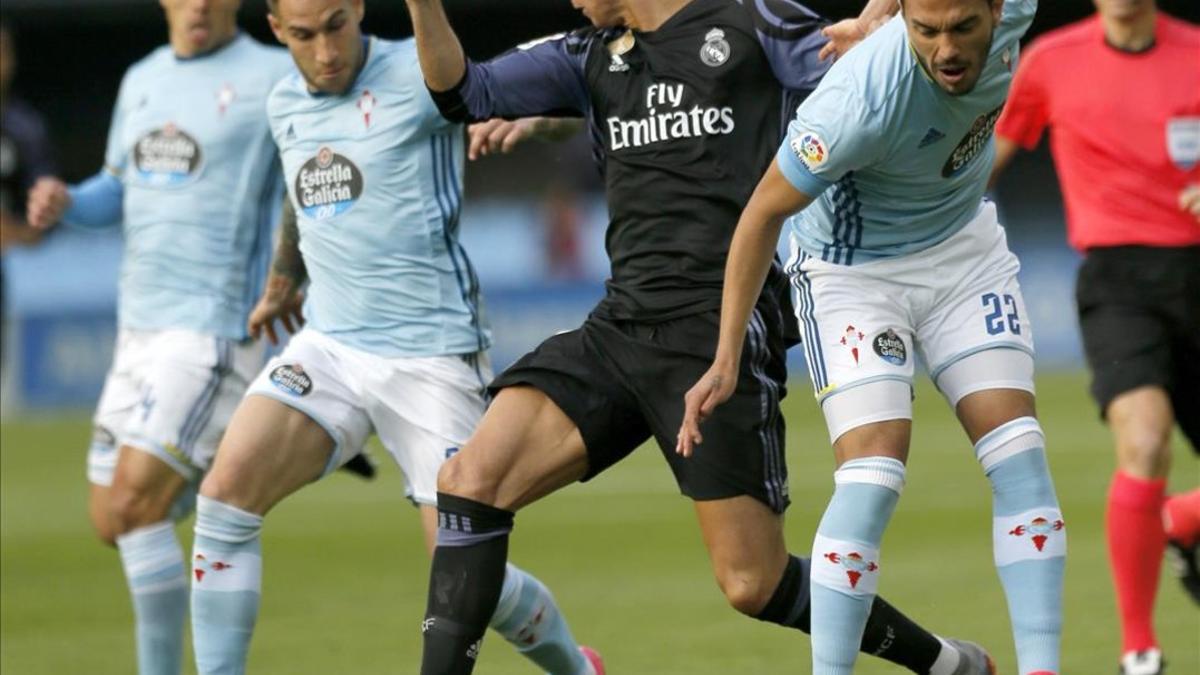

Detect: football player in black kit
404,0,997,673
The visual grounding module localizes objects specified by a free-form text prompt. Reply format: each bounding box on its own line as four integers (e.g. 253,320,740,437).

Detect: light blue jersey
777,0,1036,265
103,34,291,337
268,37,490,358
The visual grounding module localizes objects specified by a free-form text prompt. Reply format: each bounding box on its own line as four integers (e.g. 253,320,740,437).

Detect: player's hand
248,279,305,345
1180,184,1200,223
467,118,538,161
818,17,886,62
26,177,71,230
676,361,738,458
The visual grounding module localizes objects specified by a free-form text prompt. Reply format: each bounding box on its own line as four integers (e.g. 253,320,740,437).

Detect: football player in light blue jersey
25,1,292,674
186,1,603,674
679,0,1064,673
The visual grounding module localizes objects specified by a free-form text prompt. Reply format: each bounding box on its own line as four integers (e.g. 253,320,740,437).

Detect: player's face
570,0,626,28
1093,0,1154,22
903,0,1003,96
269,0,365,95
160,0,242,57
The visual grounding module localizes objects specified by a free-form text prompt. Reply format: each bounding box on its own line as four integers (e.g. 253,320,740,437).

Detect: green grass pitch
2,372,1197,673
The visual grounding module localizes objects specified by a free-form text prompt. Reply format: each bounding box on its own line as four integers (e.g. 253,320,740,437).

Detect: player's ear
266,10,286,45
989,0,1003,25
353,0,365,24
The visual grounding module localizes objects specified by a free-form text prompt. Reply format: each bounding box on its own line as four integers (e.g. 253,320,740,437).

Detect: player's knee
436,451,498,504
714,566,775,616
89,512,118,547
1114,426,1172,478
108,483,172,534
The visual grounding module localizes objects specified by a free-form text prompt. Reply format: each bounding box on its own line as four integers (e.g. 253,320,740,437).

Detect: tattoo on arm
270,196,307,289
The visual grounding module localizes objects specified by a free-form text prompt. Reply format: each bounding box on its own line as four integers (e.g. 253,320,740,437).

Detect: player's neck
1101,8,1157,53
171,31,238,60
626,0,692,32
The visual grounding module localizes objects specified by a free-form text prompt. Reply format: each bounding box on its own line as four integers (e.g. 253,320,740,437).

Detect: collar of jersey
172,31,242,62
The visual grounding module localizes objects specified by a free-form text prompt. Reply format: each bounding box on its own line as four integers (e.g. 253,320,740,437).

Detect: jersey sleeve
736,0,831,93
993,0,1038,51
430,30,591,123
774,74,880,198
102,69,135,177
995,40,1050,150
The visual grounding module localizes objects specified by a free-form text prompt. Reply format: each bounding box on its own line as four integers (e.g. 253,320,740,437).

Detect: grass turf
2,371,1197,674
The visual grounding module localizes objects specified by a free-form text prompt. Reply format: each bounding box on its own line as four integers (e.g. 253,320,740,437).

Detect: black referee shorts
1076,245,1200,450
489,309,791,513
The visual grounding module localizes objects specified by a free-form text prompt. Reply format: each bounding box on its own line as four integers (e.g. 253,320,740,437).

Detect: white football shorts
786,200,1036,442
88,328,266,485
243,328,492,506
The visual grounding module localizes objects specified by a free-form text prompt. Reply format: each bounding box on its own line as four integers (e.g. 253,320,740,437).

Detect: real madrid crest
700,28,731,68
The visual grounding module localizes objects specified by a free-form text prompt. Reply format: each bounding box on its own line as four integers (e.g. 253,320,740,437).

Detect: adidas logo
918,127,945,148
286,123,297,140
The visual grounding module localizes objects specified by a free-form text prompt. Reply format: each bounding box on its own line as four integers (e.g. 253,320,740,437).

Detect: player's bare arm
989,135,1019,189
466,118,584,161
676,159,813,457
819,0,899,61
403,0,466,92
249,196,306,345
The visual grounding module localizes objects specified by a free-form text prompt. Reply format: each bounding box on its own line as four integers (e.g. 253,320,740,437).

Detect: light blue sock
490,563,592,675
190,495,264,675
977,417,1064,675
810,457,905,675
117,521,188,675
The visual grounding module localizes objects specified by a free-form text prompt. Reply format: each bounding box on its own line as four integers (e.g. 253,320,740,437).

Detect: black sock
756,555,942,673
860,595,943,673
421,493,514,675
754,555,811,629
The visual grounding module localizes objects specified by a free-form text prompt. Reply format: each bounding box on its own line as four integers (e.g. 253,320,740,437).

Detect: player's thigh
442,385,589,512
788,246,917,444
202,396,337,514
452,324,651,510
208,329,370,514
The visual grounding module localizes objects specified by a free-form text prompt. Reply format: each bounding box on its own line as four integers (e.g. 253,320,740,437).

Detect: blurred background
1,0,1195,413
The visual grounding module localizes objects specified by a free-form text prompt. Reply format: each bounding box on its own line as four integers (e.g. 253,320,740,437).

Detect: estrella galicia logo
872,329,907,366
942,105,1003,178
294,146,364,219
133,123,204,186
270,363,312,397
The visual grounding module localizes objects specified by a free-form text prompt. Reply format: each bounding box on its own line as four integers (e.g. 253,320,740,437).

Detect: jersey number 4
982,293,1021,336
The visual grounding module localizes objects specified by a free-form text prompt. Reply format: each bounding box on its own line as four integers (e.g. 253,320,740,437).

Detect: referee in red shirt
992,2,1199,674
